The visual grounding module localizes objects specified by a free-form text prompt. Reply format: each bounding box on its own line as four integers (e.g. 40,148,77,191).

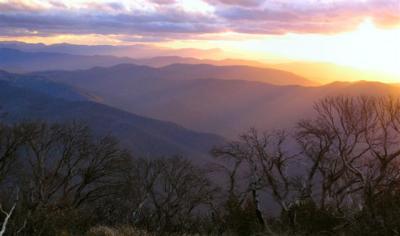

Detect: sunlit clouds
0,0,399,76
2,0,399,37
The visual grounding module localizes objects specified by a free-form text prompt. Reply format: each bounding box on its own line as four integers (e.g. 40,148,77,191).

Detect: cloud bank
0,0,399,41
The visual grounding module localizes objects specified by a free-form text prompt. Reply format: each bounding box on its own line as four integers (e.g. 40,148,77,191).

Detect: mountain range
2,42,398,84
0,71,224,158
28,65,400,137
2,42,399,152
0,41,224,58
0,48,314,86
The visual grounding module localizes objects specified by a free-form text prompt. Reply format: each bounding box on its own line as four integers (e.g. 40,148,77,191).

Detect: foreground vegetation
2,96,400,235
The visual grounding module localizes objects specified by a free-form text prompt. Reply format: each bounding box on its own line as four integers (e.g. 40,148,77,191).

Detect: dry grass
85,225,297,236
86,225,155,236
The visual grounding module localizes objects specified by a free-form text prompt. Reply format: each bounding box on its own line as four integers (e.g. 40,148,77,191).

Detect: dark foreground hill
0,77,224,158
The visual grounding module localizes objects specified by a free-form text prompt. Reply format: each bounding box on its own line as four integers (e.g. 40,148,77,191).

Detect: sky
0,0,400,75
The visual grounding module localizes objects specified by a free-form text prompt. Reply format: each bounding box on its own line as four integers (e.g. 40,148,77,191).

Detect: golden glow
3,16,400,82
176,0,214,13
158,18,400,82
0,34,136,46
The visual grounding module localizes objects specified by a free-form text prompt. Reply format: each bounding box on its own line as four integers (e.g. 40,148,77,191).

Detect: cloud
204,0,263,7
151,0,176,5
216,0,400,34
82,2,127,12
0,1,224,39
0,0,399,42
0,0,45,12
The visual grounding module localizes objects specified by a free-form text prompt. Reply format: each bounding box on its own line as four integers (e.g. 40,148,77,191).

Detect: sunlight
177,0,214,13
158,18,400,81
332,18,400,76
207,18,400,79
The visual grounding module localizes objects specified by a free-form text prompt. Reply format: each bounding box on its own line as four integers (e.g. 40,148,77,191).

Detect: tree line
2,96,400,235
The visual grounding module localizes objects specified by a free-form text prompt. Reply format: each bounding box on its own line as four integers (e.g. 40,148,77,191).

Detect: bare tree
0,123,26,236
125,156,217,233
0,201,15,236
0,123,25,184
0,188,21,236
0,121,131,236
212,129,294,230
17,121,130,211
296,96,400,216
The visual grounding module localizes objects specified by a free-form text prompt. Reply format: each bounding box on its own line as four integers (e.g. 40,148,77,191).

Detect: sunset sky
1,0,400,76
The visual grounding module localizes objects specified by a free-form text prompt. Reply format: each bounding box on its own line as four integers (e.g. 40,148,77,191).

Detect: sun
162,18,400,80
333,18,400,76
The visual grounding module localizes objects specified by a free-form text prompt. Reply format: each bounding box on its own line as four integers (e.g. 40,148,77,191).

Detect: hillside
0,48,138,72
0,77,224,157
0,48,314,86
35,62,314,86
31,66,400,137
269,61,400,84
0,41,224,59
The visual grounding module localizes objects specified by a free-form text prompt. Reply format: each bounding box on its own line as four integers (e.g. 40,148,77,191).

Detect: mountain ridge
25,66,400,137
0,76,225,158
32,62,315,86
